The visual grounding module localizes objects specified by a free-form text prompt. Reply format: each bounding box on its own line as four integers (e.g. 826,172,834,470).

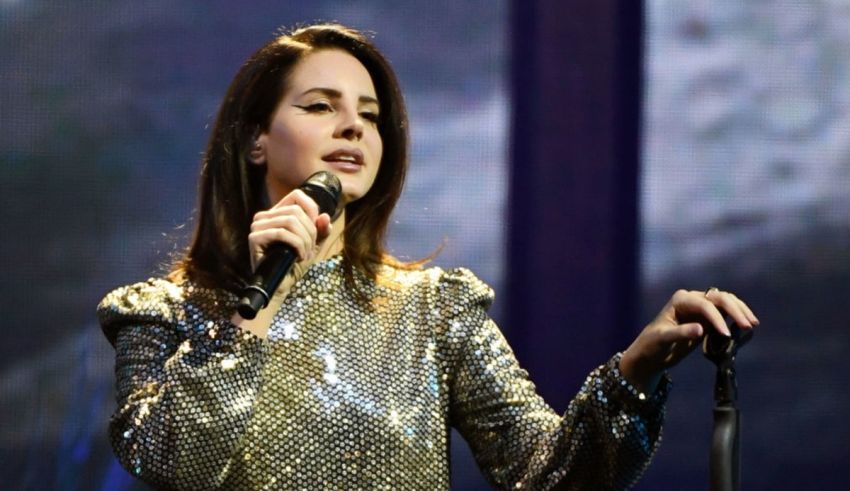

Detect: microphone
237,171,342,319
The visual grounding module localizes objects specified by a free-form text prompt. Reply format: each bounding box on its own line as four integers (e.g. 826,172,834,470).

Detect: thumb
658,322,703,344
316,213,333,241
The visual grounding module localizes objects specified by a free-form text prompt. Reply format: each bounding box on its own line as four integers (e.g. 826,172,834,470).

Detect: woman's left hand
619,288,759,394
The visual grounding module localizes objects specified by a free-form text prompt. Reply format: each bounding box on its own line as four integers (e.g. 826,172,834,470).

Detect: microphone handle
237,243,298,319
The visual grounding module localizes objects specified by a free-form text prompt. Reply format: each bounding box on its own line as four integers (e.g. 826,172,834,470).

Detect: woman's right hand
247,189,333,273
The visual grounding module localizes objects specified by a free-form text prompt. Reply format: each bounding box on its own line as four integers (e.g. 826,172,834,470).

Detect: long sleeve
98,279,269,490
440,269,669,490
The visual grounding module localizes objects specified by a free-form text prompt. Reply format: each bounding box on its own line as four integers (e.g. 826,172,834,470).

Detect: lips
322,148,364,168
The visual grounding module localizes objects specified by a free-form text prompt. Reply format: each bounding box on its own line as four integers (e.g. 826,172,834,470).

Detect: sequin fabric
98,257,670,490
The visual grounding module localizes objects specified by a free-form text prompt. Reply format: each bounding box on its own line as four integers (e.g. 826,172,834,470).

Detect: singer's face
255,49,383,206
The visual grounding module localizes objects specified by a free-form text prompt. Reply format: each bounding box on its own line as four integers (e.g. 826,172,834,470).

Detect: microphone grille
300,171,343,218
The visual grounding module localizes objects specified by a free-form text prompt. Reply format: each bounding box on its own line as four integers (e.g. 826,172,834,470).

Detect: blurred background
1,0,847,489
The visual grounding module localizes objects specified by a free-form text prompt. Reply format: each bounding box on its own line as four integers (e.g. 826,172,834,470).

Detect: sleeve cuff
588,353,672,415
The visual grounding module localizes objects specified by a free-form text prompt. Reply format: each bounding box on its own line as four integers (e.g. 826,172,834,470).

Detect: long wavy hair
172,23,412,295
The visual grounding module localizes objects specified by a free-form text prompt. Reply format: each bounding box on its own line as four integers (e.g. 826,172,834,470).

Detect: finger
273,189,320,221
251,204,317,243
250,207,318,257
732,294,760,325
705,290,753,328
251,220,315,260
252,210,318,246
675,290,730,336
728,295,757,328
248,228,311,261
652,321,703,368
679,321,704,339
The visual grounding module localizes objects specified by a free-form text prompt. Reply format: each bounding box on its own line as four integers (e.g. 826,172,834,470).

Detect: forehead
287,49,377,97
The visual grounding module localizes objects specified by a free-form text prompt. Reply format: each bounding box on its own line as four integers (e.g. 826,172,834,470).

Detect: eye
360,111,380,124
296,102,333,113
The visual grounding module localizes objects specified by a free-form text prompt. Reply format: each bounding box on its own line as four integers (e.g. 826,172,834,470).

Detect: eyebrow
298,87,380,107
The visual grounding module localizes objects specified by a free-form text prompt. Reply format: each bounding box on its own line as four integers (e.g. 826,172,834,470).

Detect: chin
340,191,365,206
337,180,370,204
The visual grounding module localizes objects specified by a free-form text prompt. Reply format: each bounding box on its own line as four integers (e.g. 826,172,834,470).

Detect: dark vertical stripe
506,0,643,410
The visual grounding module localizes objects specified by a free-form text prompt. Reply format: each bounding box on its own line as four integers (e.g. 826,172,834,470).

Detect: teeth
337,155,355,162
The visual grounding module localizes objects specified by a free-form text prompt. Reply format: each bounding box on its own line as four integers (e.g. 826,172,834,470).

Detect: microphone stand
702,322,753,491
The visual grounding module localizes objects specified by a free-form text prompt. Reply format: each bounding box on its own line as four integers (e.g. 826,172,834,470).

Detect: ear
249,134,267,165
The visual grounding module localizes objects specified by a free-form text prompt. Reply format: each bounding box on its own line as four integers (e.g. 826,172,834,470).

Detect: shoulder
378,263,494,309
97,278,184,325
96,278,233,346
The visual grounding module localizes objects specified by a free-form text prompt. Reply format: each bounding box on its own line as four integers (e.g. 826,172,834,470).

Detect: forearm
547,353,670,490
452,322,668,490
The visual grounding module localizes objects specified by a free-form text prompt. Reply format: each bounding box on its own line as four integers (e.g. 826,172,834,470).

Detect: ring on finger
705,286,720,298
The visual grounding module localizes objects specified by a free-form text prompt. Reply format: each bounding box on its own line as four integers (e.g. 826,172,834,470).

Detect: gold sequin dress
98,257,669,490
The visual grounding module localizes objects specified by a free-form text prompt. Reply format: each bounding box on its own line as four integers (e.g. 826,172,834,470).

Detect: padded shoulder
96,278,188,346
434,266,495,312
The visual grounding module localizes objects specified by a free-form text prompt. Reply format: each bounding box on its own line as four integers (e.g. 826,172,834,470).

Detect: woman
98,23,758,490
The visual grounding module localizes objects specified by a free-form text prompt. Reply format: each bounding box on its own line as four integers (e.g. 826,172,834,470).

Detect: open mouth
322,149,364,168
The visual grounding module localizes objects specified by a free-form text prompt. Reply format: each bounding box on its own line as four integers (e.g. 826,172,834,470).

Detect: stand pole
703,322,752,491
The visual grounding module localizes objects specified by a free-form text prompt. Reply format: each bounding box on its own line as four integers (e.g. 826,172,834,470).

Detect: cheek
280,126,304,151
370,132,384,166
270,128,311,167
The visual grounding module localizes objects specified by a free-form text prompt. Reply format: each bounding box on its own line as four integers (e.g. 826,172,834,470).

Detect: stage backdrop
639,1,850,488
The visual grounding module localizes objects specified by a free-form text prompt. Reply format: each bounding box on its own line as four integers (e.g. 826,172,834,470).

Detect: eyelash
298,103,380,124
302,102,332,113
360,112,380,123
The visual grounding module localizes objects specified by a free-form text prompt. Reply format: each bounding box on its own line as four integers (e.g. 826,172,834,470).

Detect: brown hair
173,23,413,294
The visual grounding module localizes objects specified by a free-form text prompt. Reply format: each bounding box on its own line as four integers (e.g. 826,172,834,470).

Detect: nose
335,110,364,141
